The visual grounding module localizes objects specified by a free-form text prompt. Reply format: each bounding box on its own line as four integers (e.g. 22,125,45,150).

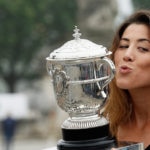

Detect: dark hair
111,10,150,60
119,10,149,39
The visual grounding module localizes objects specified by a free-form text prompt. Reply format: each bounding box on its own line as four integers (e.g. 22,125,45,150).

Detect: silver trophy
46,26,116,150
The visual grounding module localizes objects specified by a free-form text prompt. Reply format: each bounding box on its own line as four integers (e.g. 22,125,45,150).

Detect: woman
104,10,150,149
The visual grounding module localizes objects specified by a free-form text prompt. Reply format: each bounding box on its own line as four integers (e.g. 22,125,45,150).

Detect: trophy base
57,124,117,150
57,136,116,150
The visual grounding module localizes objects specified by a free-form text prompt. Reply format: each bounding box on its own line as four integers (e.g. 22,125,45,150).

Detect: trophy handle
95,57,115,98
101,57,115,88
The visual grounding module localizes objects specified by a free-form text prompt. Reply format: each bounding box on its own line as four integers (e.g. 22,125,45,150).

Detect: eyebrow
138,38,150,43
120,38,150,43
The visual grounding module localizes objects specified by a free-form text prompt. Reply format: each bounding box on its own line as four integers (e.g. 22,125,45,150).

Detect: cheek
139,65,150,79
114,51,120,65
135,61,150,84
138,59,150,73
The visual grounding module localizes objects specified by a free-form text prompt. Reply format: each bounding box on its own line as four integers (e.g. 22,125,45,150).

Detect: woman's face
114,23,150,90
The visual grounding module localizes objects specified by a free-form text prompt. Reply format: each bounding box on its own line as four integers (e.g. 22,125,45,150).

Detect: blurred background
0,0,149,150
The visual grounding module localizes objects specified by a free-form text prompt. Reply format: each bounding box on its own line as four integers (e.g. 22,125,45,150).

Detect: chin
116,82,130,89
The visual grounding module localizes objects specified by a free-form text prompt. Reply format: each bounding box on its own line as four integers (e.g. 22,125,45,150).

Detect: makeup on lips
118,65,133,74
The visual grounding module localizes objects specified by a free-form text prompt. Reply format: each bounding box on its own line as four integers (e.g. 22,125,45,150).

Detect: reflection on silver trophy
46,26,115,130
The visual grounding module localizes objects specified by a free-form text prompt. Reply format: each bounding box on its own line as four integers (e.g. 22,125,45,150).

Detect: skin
114,24,150,148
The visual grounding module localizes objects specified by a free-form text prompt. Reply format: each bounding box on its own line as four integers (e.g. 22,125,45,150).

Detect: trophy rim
46,52,111,64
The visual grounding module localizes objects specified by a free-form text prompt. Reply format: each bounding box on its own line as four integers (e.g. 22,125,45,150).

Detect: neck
117,88,150,148
129,88,150,124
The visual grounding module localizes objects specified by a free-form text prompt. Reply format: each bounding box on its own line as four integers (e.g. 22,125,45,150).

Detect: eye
118,45,129,49
138,47,150,52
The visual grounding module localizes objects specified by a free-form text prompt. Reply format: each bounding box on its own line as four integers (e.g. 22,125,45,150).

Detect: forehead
122,24,150,39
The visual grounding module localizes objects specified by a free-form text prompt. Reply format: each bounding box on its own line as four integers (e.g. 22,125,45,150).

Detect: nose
123,55,133,61
123,47,134,62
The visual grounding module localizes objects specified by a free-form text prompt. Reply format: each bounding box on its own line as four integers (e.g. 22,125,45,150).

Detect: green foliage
0,0,77,92
132,0,150,10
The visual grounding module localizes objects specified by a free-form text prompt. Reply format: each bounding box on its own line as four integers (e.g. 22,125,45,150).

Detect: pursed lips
118,65,133,74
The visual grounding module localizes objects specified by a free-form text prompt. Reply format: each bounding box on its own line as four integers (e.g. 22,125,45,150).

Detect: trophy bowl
46,26,116,149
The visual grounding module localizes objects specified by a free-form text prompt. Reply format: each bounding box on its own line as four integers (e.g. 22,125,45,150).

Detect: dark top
145,145,150,150
2,116,16,139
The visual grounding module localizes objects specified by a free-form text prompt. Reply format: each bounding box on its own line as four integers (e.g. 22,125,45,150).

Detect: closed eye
138,47,150,52
118,45,129,49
